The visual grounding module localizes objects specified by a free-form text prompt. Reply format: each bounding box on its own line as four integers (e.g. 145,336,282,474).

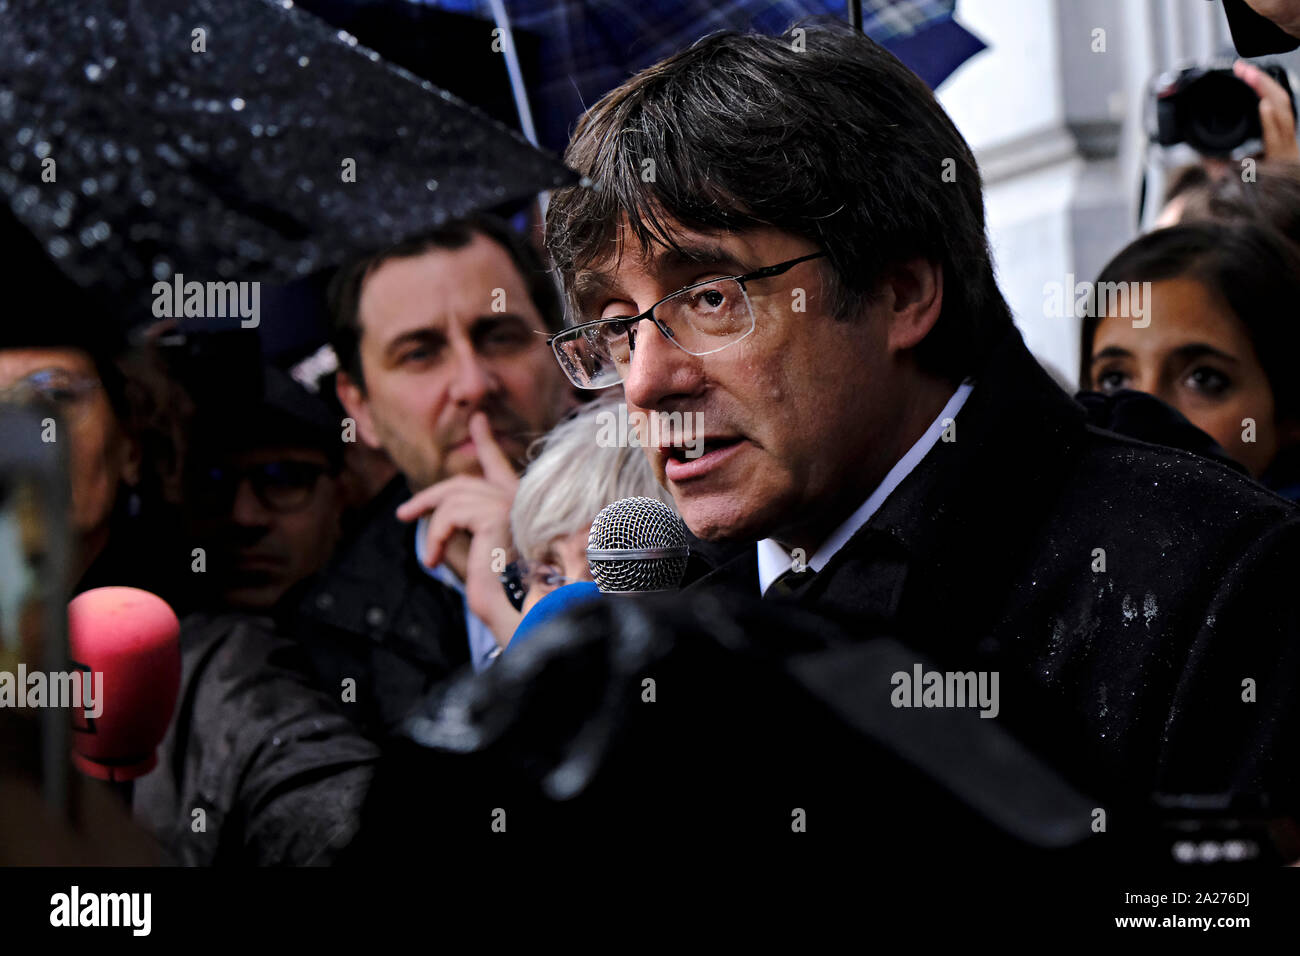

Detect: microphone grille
587,496,689,593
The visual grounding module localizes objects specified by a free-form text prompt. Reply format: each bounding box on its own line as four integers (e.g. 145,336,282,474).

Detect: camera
1149,62,1296,156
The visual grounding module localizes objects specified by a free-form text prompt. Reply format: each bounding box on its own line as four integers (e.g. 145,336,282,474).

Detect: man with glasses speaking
541,22,1300,822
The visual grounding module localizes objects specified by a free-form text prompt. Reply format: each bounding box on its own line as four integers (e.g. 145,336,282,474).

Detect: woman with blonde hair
470,392,676,648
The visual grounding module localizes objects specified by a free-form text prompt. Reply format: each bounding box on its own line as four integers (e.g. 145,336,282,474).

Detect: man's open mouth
662,435,742,462
663,436,747,481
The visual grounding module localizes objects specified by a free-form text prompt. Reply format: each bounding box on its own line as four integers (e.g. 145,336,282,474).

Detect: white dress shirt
756,381,974,595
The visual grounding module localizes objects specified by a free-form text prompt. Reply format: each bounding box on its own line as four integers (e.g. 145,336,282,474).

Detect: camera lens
1184,71,1259,154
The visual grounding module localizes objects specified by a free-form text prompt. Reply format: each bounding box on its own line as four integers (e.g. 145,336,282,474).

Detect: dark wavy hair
544,19,1013,382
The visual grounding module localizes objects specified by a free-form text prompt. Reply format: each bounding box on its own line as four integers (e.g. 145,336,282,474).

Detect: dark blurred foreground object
0,740,161,864
1222,0,1300,56
1075,389,1250,477
353,591,1117,860
1149,61,1295,157
0,0,574,317
133,612,378,865
353,590,1300,864
0,401,74,827
1078,387,1300,502
0,406,160,863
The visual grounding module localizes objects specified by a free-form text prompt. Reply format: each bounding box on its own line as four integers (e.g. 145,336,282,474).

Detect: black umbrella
0,0,575,309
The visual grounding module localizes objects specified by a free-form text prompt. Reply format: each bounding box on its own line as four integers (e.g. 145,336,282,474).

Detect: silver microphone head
587,496,690,593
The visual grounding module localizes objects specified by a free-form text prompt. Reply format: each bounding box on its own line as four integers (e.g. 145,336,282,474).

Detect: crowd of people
9,13,1300,864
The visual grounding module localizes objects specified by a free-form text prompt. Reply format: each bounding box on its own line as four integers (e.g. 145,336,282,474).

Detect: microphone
586,496,689,593
66,587,181,783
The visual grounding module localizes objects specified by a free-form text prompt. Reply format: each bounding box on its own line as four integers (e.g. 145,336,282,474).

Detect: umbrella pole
848,0,862,32
485,0,550,221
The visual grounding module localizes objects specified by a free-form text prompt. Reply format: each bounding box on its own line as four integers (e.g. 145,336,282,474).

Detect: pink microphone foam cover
67,586,181,782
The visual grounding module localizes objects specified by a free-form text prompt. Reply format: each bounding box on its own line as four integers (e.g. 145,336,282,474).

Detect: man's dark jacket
133,613,378,865
353,329,1299,858
695,329,1300,816
284,477,472,739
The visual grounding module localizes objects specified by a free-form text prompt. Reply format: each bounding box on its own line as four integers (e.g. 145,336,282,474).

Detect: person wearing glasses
0,321,376,865
0,339,136,585
140,363,382,865
0,320,191,607
185,366,349,614
536,23,1300,828
476,392,676,648
0,208,380,865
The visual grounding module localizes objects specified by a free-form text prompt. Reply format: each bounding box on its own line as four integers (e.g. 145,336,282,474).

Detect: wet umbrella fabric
419,0,986,151
0,0,575,305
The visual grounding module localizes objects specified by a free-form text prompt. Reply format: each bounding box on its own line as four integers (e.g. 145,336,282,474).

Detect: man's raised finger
470,411,520,489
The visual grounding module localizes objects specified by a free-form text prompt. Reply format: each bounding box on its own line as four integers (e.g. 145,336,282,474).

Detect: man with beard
288,216,574,738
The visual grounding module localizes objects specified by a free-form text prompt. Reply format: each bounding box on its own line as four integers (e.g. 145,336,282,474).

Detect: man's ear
336,370,382,450
882,258,944,355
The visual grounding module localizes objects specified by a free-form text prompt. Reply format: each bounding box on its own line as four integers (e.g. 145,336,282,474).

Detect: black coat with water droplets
697,328,1300,821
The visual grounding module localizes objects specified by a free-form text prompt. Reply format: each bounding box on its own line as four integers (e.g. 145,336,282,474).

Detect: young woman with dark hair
1081,221,1300,495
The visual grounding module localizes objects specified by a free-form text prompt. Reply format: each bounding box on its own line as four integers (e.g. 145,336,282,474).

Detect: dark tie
765,566,817,601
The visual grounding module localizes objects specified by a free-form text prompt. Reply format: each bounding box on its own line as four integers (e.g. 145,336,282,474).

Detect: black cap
194,365,343,470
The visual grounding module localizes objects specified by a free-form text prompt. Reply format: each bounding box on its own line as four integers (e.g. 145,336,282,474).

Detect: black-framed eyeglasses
547,251,827,389
193,460,330,515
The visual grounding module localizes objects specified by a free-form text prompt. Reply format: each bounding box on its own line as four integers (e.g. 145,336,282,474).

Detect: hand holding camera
1235,59,1300,160
1151,59,1298,161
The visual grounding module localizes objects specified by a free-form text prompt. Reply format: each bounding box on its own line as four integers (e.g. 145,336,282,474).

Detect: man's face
338,234,572,490
191,446,343,610
575,222,913,546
